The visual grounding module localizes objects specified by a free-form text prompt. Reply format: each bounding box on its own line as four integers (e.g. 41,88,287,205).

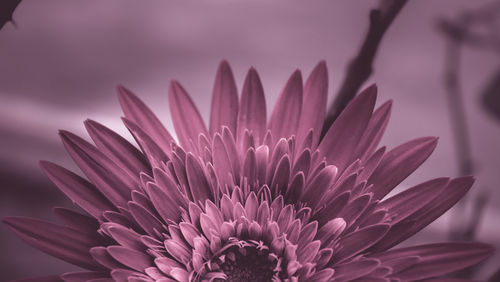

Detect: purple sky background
1,0,499,280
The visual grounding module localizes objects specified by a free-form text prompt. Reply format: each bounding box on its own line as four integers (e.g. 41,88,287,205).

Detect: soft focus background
1,0,499,280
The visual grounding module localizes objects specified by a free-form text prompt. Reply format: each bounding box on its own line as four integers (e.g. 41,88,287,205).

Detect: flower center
214,246,278,282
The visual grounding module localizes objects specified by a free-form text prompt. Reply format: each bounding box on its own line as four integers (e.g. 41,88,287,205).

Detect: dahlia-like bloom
5,61,493,282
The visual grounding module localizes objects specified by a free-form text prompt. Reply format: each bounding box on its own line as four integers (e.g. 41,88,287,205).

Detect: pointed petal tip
477,242,495,255
83,119,101,133
416,136,439,147
38,160,59,174
169,80,191,101
290,69,303,81
38,159,50,168
58,130,76,142
219,59,231,69
454,175,476,186
83,118,99,126
58,130,88,147
427,136,439,145
116,84,136,102
311,60,328,77
316,60,327,69
2,216,15,225
217,60,235,77
247,67,259,78
378,99,394,109
2,216,33,231
169,79,179,91
359,84,378,100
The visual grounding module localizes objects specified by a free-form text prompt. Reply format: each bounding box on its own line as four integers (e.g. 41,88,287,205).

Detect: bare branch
0,0,22,30
322,0,408,137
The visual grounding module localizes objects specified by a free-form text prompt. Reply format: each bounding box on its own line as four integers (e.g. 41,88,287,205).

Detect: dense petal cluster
5,61,493,282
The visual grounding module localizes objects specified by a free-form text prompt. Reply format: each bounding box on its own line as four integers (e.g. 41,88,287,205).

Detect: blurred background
1,0,499,280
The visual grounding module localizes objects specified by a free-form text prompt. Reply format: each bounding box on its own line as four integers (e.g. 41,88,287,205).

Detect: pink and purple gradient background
1,0,499,280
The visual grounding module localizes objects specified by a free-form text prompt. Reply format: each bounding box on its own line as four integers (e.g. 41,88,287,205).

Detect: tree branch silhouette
322,0,407,136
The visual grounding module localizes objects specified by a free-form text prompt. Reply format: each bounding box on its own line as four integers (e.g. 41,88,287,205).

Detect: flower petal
40,161,114,220
122,118,169,168
332,224,390,263
212,133,235,193
186,153,213,204
373,243,494,280
61,271,109,282
354,100,392,161
296,61,328,149
333,259,380,282
307,268,334,282
117,85,174,152
3,217,102,270
107,246,153,272
53,207,100,235
128,202,166,238
85,119,151,178
209,60,239,135
318,85,376,174
60,130,136,208
144,182,182,223
338,193,372,227
268,70,303,141
368,137,438,200
270,155,291,197
103,223,144,251
370,176,474,251
378,177,449,224
301,165,337,207
169,80,208,153
237,67,267,144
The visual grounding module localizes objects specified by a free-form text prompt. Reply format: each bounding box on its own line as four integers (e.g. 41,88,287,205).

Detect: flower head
5,61,493,281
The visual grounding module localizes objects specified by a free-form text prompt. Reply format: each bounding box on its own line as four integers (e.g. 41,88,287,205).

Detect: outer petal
169,80,208,153
107,246,153,272
123,118,169,168
371,176,474,251
268,70,303,141
85,119,151,178
117,85,174,152
331,224,390,264
3,217,102,270
53,208,100,235
61,271,109,282
237,67,267,145
40,161,114,220
372,243,493,280
59,131,133,208
210,60,239,135
367,137,438,200
333,259,380,282
145,182,183,223
186,153,213,204
354,100,392,161
378,177,449,224
296,61,328,149
318,85,376,174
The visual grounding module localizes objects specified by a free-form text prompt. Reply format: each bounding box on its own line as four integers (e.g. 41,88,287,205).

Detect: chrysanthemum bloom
5,61,493,282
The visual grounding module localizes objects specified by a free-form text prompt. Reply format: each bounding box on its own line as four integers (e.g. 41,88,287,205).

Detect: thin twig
0,0,22,30
436,3,500,278
322,0,407,137
443,39,474,178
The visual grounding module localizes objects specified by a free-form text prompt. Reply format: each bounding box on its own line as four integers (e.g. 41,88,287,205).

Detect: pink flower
5,61,493,281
